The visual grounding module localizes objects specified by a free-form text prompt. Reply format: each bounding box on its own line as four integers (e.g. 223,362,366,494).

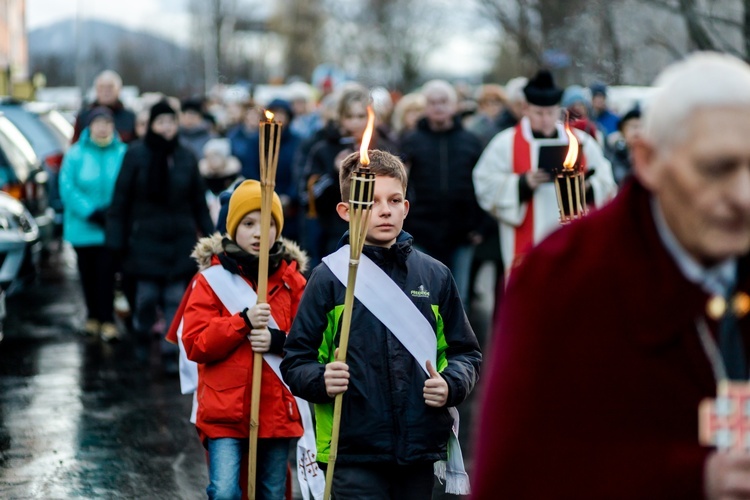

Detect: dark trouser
330,462,434,500
133,278,186,356
74,246,115,323
119,271,137,331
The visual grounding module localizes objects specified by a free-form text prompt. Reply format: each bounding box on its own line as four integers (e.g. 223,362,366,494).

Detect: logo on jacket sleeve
410,285,430,298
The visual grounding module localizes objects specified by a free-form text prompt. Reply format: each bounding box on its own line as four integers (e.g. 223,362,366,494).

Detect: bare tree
272,0,324,81
636,0,749,57
681,0,718,49
188,0,242,91
597,0,624,83
476,0,598,83
475,0,543,70
366,0,444,90
321,0,447,90
474,0,750,84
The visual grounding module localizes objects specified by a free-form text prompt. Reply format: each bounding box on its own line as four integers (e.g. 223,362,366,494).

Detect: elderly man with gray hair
472,52,750,499
73,70,136,144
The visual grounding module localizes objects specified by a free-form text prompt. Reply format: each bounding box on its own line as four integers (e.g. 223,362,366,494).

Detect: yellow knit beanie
226,180,284,240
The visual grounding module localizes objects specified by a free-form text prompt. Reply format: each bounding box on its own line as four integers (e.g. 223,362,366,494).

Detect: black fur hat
523,69,564,106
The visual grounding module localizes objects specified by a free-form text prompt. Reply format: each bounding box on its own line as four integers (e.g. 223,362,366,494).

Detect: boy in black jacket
281,149,481,499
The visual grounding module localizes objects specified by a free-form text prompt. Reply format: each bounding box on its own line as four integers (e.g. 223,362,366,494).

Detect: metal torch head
349,169,376,208
347,168,376,259
553,121,587,224
259,111,282,185
347,104,377,256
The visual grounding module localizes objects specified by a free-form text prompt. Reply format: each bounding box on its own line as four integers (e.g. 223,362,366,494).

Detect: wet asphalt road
0,246,207,499
0,244,494,500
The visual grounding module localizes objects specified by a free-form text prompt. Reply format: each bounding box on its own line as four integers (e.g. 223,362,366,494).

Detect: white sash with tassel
197,265,325,500
175,279,199,424
322,245,471,495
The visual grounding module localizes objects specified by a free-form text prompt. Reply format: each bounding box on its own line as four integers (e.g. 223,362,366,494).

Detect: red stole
512,124,534,269
510,124,590,270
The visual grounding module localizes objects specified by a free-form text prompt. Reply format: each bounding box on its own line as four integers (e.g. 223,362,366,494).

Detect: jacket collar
194,233,309,274
651,196,736,297
79,127,123,148
336,230,413,266
612,181,750,349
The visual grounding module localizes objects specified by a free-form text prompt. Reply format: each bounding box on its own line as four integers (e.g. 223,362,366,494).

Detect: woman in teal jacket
60,107,127,341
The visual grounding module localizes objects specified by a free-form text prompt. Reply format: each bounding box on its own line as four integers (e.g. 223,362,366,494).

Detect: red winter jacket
181,234,308,444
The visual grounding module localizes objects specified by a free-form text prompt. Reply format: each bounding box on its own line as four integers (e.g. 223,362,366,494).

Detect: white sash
200,265,325,500
322,245,471,495
177,280,199,396
175,281,199,424
176,318,199,424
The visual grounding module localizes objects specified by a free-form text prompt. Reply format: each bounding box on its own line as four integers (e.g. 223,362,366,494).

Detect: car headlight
0,201,39,242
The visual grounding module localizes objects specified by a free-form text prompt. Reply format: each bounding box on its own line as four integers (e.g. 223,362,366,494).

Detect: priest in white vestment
473,70,617,273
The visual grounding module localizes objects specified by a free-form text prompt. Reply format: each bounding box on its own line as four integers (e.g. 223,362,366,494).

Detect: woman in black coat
107,100,214,372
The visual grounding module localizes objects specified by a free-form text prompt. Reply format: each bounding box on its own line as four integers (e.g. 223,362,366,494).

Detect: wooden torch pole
248,110,281,499
323,106,376,499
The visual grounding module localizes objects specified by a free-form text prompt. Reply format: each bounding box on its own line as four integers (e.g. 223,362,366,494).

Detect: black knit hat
618,106,641,131
267,98,295,122
148,100,176,127
523,69,564,106
86,106,114,126
181,98,203,114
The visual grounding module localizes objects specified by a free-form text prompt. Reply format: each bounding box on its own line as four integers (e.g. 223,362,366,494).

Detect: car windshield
40,110,74,147
0,117,37,183
0,106,65,157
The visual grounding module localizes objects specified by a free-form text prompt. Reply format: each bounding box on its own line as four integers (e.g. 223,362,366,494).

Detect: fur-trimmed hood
191,233,309,274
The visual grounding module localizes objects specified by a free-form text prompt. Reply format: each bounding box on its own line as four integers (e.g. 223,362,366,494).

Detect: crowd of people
59,64,634,347
58,54,744,499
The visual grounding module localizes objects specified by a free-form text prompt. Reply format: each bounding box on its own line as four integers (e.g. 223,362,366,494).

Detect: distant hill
29,18,185,59
28,19,202,95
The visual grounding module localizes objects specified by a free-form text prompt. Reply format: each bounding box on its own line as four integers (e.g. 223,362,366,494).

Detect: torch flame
563,122,579,170
264,110,275,122
359,105,376,167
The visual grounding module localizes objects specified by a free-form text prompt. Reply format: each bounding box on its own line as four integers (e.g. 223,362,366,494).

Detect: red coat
472,181,750,499
182,251,306,444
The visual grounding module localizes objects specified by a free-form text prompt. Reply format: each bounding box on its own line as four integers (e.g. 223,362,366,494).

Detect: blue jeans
207,437,292,500
450,244,475,307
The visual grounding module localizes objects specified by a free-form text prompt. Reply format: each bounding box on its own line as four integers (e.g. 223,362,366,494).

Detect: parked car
0,289,5,342
0,99,72,236
0,112,55,250
0,190,41,297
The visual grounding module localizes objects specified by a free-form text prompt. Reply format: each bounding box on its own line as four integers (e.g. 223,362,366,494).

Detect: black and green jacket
280,231,481,465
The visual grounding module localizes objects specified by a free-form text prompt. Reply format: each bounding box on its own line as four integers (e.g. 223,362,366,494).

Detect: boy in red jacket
182,179,308,499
